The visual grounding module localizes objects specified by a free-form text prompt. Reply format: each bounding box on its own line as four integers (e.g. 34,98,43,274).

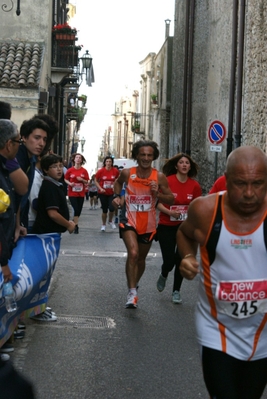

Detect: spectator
15,118,49,232
0,120,23,358
0,101,28,197
31,154,75,235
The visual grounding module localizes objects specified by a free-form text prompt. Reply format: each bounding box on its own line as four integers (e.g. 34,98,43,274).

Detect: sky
71,0,175,174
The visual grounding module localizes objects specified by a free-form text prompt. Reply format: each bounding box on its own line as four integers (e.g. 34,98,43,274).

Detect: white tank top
196,193,267,360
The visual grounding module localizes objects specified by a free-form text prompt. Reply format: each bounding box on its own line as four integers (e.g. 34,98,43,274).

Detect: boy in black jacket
31,154,75,234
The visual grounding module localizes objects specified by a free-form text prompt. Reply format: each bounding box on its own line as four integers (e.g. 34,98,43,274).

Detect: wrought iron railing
52,34,79,69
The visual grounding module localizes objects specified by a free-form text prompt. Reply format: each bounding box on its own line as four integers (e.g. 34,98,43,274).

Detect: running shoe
17,321,26,330
101,225,106,232
1,353,10,361
0,343,14,353
45,307,56,316
172,291,182,304
156,274,167,292
31,309,57,321
125,292,138,309
109,222,116,229
14,330,25,339
114,217,119,224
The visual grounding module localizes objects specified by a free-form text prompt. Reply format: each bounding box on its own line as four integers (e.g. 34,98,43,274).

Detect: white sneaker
1,353,10,361
125,292,138,309
109,222,116,229
101,225,106,232
31,309,57,321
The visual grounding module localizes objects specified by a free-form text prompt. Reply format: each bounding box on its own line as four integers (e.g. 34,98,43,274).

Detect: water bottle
3,282,17,312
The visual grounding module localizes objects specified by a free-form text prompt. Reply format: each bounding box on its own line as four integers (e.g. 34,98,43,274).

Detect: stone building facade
170,0,267,193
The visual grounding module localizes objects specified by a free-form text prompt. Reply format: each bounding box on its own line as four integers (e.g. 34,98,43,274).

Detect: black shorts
202,346,267,399
89,191,97,198
119,222,156,244
69,196,84,217
98,194,114,213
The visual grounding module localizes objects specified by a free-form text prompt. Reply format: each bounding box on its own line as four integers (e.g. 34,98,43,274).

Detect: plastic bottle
3,282,17,312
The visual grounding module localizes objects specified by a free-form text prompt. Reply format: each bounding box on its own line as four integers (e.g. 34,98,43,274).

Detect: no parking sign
208,120,226,145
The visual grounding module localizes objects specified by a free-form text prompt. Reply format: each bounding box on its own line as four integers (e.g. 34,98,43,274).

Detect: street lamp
165,18,171,38
79,50,94,86
81,136,86,152
80,50,92,71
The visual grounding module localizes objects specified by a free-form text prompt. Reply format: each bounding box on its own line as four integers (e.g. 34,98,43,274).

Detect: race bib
103,180,114,189
72,183,83,192
170,205,188,221
215,279,267,318
129,195,152,212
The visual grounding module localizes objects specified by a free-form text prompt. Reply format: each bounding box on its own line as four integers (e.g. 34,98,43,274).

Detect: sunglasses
12,138,24,145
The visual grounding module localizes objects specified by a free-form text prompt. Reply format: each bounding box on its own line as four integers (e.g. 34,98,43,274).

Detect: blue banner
0,233,61,346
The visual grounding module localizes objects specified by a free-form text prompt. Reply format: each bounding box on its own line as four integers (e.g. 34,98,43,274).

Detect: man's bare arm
112,169,130,208
157,172,175,205
177,195,215,279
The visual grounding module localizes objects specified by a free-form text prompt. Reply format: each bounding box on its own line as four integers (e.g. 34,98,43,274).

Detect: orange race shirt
125,167,158,235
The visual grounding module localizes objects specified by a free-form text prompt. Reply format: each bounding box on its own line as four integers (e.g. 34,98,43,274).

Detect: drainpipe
226,0,238,157
234,0,245,148
185,0,195,155
182,0,191,151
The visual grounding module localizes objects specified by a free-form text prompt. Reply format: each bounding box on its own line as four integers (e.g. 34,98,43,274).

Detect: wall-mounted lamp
164,18,171,39
79,50,94,87
2,0,21,15
81,136,86,152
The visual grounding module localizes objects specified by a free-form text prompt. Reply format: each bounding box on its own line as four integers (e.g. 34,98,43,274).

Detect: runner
112,140,174,308
156,153,202,303
64,153,89,234
94,156,119,231
177,146,267,398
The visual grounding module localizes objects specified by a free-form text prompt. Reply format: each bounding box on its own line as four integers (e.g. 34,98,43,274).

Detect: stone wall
242,0,267,151
170,0,267,193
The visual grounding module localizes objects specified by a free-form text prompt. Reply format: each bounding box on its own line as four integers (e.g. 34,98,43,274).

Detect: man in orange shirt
112,140,174,308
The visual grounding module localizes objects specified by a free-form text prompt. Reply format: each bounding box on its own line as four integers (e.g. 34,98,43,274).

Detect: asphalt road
11,200,267,399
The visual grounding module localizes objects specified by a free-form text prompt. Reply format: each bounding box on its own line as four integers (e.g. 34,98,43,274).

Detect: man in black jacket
0,119,21,282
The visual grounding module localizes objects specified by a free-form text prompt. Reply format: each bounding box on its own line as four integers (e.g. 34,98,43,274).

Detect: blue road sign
208,120,226,144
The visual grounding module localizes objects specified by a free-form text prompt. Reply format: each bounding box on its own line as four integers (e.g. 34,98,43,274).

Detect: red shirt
64,166,89,197
95,167,119,196
209,175,226,194
158,174,202,226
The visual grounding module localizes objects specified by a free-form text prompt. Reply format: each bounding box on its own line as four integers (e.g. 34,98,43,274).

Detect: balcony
66,105,88,131
52,34,79,69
